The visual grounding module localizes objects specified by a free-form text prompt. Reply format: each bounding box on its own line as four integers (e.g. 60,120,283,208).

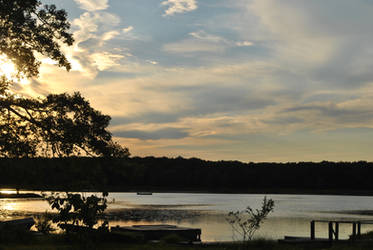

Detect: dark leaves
0,0,73,77
45,192,108,229
0,90,130,158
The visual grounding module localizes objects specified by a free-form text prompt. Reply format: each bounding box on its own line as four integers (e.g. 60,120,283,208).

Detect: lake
1,192,373,242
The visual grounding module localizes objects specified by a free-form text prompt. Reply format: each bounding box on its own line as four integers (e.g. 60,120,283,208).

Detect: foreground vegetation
2,235,373,250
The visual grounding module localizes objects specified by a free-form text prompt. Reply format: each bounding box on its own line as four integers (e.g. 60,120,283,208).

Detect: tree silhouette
0,0,129,158
0,92,129,157
0,0,73,78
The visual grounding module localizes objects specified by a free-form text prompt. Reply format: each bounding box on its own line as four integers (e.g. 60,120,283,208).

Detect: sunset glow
27,0,373,162
0,54,29,85
0,55,16,78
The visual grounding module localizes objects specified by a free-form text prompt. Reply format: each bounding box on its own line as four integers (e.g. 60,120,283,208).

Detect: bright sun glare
0,54,29,85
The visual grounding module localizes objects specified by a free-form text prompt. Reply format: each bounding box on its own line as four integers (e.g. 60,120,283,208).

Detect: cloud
163,39,223,53
72,12,120,43
189,30,225,43
113,127,189,140
74,0,109,11
146,60,158,65
164,30,255,54
161,0,197,16
122,26,134,33
90,52,124,71
102,31,120,41
235,41,253,47
61,11,126,78
163,31,226,53
120,26,143,41
284,102,373,125
111,112,181,125
35,0,373,162
180,84,276,115
264,116,304,125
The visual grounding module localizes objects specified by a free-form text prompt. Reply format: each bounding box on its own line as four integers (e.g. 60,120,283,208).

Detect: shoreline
2,188,373,198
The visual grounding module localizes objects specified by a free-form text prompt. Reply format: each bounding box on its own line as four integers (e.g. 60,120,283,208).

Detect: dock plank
111,224,201,241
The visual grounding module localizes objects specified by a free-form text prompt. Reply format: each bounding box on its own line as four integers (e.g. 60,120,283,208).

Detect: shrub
35,211,55,234
226,196,274,241
45,192,108,231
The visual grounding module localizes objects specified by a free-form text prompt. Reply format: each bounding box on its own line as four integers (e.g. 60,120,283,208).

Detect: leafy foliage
46,192,108,230
0,91,129,157
0,0,73,78
35,211,55,234
226,197,274,241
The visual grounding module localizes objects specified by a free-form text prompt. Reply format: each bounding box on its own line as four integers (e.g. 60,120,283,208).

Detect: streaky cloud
161,0,197,16
113,127,189,140
73,0,109,11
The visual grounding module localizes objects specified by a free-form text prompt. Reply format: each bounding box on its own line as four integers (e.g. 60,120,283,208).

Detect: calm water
1,192,373,241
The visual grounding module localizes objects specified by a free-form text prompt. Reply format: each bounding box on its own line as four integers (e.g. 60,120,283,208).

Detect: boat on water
137,192,153,195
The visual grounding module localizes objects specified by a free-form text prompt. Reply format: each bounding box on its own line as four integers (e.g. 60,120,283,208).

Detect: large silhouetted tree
0,0,129,158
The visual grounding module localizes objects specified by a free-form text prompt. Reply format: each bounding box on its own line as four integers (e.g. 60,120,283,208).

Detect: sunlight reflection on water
0,189,17,194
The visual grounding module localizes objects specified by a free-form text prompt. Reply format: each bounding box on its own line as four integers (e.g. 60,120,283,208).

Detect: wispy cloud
235,41,253,47
164,30,255,54
189,30,225,43
102,31,120,41
161,0,198,16
61,11,128,78
114,127,189,140
163,39,224,53
146,60,158,65
122,26,134,33
90,52,124,71
74,0,109,11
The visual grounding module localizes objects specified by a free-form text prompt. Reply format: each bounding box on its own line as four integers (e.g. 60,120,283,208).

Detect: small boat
137,192,153,195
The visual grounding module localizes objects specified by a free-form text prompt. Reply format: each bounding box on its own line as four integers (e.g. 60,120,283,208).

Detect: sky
16,0,373,162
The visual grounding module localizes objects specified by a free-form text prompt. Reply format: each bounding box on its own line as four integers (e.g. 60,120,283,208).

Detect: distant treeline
0,157,373,194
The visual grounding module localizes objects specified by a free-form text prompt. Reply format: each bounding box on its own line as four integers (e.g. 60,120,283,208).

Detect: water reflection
2,202,17,211
1,192,373,241
0,189,17,194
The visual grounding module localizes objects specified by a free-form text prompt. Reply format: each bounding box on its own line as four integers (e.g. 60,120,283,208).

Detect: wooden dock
280,219,373,244
111,224,201,242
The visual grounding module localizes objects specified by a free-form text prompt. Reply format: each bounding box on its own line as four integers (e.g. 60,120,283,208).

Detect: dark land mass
1,157,373,195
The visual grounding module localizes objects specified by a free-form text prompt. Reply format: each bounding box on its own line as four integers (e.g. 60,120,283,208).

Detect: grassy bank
2,241,373,250
1,234,373,250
